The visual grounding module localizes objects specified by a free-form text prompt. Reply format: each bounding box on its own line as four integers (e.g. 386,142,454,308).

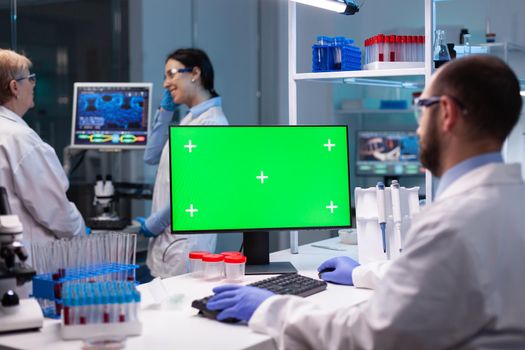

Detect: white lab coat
250,163,525,350
147,106,228,278
352,260,391,290
0,106,85,257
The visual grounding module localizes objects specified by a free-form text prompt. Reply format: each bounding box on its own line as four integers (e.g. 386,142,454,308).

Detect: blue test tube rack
312,36,362,72
32,262,139,319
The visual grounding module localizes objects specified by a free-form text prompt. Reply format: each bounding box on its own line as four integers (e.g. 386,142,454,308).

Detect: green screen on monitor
169,125,351,233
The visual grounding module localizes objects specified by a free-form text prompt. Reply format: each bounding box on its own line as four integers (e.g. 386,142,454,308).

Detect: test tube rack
32,262,139,319
312,36,362,72
60,281,142,340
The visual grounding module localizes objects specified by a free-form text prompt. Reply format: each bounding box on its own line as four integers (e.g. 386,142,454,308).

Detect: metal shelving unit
287,0,435,252
335,108,415,115
293,68,426,83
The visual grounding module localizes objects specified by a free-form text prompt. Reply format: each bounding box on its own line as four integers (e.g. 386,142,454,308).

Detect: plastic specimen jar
220,251,243,258
188,251,210,277
202,254,224,280
224,255,247,282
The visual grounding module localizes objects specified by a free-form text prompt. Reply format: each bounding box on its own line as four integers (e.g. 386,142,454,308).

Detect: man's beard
419,113,442,176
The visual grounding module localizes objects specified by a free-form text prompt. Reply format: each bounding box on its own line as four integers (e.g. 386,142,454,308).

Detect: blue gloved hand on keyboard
207,285,274,322
317,256,360,285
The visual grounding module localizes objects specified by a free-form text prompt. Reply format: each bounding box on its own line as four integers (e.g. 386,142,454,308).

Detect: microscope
0,187,43,333
86,174,128,230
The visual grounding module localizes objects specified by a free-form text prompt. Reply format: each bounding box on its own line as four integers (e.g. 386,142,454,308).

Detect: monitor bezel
168,124,352,234
69,82,153,150
355,130,422,177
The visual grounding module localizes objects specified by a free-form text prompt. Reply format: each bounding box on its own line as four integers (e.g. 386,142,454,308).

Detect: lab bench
0,237,373,350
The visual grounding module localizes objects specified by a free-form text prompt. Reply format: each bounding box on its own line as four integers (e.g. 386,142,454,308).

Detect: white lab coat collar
438,162,522,200
0,105,28,127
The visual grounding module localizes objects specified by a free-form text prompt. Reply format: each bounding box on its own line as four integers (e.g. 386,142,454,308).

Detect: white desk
0,238,373,350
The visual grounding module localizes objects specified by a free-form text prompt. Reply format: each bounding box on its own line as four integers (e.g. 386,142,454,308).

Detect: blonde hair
0,49,32,105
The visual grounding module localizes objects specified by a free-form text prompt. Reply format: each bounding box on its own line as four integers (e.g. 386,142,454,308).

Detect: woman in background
138,48,228,278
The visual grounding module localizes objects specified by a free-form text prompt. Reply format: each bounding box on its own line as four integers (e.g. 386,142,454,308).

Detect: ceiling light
291,0,359,15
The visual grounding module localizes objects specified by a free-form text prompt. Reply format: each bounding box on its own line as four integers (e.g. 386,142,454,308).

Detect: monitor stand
243,231,297,275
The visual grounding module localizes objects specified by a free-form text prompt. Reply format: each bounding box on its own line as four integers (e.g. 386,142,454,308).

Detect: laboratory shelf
335,108,415,115
287,0,434,252
479,42,525,52
293,68,426,84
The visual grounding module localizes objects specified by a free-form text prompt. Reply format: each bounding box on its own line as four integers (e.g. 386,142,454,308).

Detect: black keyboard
192,273,327,322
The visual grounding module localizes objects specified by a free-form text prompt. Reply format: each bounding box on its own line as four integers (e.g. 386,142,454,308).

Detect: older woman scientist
136,48,229,278
0,49,86,275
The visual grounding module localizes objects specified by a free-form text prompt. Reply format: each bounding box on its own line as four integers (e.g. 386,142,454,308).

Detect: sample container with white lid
202,254,224,280
224,255,247,282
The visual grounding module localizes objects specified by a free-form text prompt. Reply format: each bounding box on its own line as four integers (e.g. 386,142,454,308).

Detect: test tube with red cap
418,36,425,61
378,34,385,62
388,35,396,62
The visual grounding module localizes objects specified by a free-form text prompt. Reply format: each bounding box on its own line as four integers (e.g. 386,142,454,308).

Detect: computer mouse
318,267,335,279
192,297,241,323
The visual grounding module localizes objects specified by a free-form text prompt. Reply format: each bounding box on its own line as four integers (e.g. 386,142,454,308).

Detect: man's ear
440,96,459,133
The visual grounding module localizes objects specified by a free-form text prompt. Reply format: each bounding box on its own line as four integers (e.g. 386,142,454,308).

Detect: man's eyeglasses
165,67,193,80
413,95,468,124
14,73,36,84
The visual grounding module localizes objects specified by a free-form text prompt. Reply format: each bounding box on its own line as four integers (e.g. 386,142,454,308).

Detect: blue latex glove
85,226,92,235
160,88,178,111
207,285,274,322
317,256,360,285
134,216,153,237
134,216,158,238
135,204,171,238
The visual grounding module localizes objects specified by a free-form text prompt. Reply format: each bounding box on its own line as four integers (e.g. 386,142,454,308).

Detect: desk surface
0,238,372,350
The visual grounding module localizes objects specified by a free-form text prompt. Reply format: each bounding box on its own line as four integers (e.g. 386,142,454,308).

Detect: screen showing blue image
71,83,152,148
356,131,423,176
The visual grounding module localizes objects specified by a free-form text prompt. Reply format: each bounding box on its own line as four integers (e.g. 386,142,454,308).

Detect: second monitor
168,125,352,274
70,82,152,149
356,130,423,177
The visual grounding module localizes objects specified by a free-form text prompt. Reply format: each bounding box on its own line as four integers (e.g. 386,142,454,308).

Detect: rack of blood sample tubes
61,281,142,340
31,232,138,318
363,34,425,69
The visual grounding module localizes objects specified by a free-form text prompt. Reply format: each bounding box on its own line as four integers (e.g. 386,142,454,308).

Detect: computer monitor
356,131,423,177
169,125,352,274
70,83,153,149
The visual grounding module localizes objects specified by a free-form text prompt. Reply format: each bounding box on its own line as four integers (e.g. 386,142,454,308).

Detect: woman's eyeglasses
165,67,193,80
15,73,37,84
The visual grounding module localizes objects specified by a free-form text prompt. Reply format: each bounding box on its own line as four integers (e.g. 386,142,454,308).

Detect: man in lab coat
207,55,525,349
